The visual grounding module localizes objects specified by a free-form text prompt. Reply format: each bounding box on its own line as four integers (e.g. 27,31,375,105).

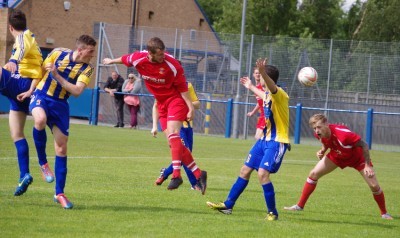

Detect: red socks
181,146,201,179
373,188,387,215
168,133,183,178
297,177,318,208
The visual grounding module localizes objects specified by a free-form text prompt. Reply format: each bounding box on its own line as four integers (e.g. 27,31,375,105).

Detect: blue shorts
244,139,288,173
29,92,70,136
0,68,32,114
180,126,193,151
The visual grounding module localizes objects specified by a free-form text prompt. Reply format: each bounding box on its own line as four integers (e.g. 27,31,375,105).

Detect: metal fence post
225,98,234,138
90,87,100,125
366,108,374,149
294,103,302,144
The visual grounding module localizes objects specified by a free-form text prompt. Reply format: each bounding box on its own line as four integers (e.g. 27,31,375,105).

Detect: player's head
147,37,165,63
9,10,26,31
309,114,330,138
75,35,96,63
265,65,279,84
253,67,261,83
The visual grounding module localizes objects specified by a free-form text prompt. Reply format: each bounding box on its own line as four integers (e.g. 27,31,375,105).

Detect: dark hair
76,35,97,47
9,10,26,31
265,65,279,84
147,37,165,54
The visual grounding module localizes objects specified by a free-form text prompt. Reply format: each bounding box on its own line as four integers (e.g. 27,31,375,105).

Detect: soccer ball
298,67,318,87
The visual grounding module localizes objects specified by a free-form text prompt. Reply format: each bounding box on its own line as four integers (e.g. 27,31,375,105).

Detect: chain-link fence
95,23,400,152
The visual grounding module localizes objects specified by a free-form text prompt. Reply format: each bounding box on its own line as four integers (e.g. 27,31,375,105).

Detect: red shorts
256,116,266,130
327,147,373,171
157,96,188,131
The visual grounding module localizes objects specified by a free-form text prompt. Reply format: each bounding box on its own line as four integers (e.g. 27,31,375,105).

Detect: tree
290,0,344,39
196,0,226,27
198,0,297,36
352,0,400,42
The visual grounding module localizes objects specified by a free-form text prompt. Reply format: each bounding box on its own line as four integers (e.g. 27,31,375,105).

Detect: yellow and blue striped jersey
263,87,290,143
36,48,93,100
9,29,43,79
183,82,199,128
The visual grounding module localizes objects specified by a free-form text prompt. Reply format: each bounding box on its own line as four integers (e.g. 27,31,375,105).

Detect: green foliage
198,0,400,42
354,0,400,42
0,119,399,237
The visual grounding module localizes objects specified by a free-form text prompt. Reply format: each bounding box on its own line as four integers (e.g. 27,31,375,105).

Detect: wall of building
1,0,217,87
136,0,212,32
0,8,10,65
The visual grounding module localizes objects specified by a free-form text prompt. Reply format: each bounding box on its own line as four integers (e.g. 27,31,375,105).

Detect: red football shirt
315,124,361,160
121,51,188,104
255,83,265,116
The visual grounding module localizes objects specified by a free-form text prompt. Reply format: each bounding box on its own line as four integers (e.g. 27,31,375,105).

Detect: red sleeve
166,55,188,93
121,53,134,67
335,126,361,146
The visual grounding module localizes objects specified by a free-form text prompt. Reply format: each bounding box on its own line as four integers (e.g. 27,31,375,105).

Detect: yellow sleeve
188,83,199,102
10,33,31,63
77,66,94,85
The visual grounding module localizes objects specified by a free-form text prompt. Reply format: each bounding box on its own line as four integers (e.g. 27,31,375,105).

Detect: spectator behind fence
104,71,125,127
122,73,141,129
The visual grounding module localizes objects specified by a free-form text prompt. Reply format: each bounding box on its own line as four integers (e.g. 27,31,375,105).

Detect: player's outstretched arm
256,58,277,94
240,76,265,99
103,57,122,65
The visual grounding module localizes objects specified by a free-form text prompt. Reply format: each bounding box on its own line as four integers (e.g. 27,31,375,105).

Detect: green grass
0,118,399,237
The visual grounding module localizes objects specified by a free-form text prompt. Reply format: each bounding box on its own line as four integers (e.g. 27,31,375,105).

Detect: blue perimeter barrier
2,91,399,149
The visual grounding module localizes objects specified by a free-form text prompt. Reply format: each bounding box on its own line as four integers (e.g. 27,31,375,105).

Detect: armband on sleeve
9,59,18,64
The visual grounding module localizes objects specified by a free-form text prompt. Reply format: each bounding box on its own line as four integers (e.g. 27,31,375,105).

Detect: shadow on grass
283,210,397,229
75,204,210,215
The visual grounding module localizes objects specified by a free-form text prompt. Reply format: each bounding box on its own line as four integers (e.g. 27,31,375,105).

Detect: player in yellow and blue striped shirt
207,58,290,221
29,35,96,209
0,10,47,196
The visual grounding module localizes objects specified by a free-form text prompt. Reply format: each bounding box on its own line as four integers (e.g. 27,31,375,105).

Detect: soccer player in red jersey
284,114,393,220
246,68,266,140
103,37,207,194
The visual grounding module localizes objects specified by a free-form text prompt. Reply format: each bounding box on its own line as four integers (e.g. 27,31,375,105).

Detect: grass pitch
0,118,398,237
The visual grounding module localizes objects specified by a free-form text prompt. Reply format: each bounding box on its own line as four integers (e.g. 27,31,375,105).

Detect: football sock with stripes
224,177,249,209
372,188,387,215
181,146,201,178
262,182,278,216
33,128,48,166
55,155,67,195
15,139,29,178
297,177,318,208
168,133,182,178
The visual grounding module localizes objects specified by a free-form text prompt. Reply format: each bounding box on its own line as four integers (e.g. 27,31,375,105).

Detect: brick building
0,0,217,87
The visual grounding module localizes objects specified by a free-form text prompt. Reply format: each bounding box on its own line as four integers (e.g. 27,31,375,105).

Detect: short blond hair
309,114,327,127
